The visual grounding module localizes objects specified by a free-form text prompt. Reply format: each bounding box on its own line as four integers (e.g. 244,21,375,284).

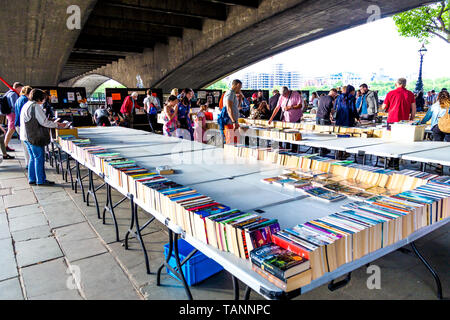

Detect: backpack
217,101,230,131
149,103,157,115
0,93,12,115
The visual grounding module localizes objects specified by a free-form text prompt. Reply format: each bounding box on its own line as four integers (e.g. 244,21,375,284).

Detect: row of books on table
57,135,281,261
250,178,449,291
54,108,90,117
241,119,385,138
224,144,435,193
224,143,449,290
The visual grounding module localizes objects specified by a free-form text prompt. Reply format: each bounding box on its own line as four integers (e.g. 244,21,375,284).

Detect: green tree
206,79,229,90
393,1,450,43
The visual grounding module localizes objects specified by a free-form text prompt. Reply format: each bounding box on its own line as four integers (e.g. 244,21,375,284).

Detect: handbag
438,107,450,133
25,103,51,147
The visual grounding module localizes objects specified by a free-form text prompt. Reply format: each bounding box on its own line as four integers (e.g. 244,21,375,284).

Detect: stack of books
261,179,450,282
250,243,312,292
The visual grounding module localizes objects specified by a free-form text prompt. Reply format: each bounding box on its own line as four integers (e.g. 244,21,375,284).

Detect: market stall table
58,126,448,300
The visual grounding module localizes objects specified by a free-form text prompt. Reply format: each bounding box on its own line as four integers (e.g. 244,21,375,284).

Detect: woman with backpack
420,90,450,142
20,89,67,186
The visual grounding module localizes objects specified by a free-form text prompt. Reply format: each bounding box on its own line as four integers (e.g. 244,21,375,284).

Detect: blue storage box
163,239,224,286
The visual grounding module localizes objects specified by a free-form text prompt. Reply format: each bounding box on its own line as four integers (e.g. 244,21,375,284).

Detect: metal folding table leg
102,183,123,242
244,286,252,300
410,242,443,300
52,143,60,174
66,156,76,190
328,272,352,291
75,161,87,202
86,170,105,220
156,229,194,300
56,146,65,180
230,276,252,300
124,195,155,274
232,275,240,300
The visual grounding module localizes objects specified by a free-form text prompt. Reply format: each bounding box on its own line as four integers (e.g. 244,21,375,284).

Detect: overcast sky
229,17,450,80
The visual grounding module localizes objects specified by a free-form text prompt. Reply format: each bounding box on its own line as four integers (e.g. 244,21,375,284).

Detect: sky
228,17,450,81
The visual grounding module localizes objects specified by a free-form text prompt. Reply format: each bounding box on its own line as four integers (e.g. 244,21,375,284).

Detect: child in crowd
194,104,208,143
163,95,179,137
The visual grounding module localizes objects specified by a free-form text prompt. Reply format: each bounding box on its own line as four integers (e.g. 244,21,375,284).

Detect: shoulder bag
438,107,450,134
25,103,51,146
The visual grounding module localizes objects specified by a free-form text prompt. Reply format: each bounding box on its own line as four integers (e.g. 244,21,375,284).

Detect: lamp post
415,43,427,93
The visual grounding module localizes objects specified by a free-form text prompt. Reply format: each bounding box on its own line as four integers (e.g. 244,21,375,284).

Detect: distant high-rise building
241,63,303,90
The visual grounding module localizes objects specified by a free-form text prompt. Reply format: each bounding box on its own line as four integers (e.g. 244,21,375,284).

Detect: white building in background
241,63,303,90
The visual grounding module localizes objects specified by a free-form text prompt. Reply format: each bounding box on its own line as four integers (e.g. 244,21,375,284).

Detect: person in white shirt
143,89,161,132
20,89,66,186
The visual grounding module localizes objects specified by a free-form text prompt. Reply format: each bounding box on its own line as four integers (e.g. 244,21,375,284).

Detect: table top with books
401,146,450,166
302,137,386,151
59,127,450,299
347,141,450,158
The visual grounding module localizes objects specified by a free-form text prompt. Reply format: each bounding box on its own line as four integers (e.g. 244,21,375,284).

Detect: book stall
105,88,164,130
53,126,448,300
36,86,94,127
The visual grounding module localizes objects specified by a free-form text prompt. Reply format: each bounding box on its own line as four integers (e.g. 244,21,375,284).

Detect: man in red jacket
120,92,142,128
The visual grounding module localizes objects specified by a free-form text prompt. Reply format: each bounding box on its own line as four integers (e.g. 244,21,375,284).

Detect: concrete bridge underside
1,0,433,93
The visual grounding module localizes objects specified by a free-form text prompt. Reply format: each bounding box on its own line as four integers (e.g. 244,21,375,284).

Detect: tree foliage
393,1,449,43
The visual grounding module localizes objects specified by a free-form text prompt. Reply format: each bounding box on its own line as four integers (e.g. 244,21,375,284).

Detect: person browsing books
163,95,179,137
20,89,68,186
120,92,142,128
219,79,243,144
382,78,416,127
316,89,338,125
334,85,360,127
177,88,194,140
268,87,303,124
144,89,160,133
194,104,208,143
94,105,111,127
420,90,450,141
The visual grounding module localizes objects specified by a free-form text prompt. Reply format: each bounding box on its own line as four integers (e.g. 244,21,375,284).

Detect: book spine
272,234,310,259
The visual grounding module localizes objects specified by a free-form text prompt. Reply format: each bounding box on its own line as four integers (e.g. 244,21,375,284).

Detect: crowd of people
2,77,449,176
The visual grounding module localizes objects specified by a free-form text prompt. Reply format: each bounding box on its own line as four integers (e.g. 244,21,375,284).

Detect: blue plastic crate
163,239,223,286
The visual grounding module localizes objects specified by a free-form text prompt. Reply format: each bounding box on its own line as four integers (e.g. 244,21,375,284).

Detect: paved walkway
0,138,448,300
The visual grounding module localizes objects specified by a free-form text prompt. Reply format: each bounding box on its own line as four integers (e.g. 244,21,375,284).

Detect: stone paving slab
0,187,12,196
15,237,63,267
7,204,42,219
0,277,24,300
55,222,107,262
29,289,83,300
0,170,26,180
0,211,10,240
74,253,141,300
3,188,37,209
41,200,86,229
21,258,72,298
8,213,48,233
0,238,18,281
0,177,31,191
11,225,52,242
34,190,71,205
